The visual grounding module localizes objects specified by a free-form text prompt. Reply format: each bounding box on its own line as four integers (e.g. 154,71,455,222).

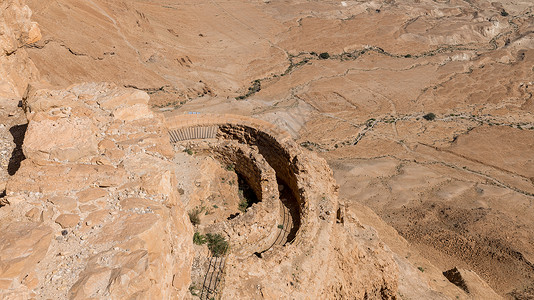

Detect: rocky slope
1,0,533,298
1,83,194,299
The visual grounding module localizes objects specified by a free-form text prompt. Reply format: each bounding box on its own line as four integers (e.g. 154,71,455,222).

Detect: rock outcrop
1,83,193,299
0,0,40,100
0,0,41,192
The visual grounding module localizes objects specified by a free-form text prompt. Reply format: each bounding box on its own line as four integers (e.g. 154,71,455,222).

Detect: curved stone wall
178,139,282,255
164,113,324,255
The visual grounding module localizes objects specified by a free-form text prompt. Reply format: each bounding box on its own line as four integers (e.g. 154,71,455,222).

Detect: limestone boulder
55,213,80,228
112,103,154,121
0,222,52,290
23,117,98,162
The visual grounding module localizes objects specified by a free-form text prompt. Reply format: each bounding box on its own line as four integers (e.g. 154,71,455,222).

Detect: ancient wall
165,112,400,298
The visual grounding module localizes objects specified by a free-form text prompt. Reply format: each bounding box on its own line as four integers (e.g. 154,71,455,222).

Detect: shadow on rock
8,123,27,176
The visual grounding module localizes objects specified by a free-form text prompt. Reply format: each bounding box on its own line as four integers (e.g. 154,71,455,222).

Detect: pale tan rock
70,267,112,299
141,170,177,198
104,148,125,161
97,139,116,152
21,270,39,290
79,204,98,213
0,279,11,289
40,207,54,222
0,222,52,285
48,196,77,212
7,162,126,194
0,0,40,99
97,213,159,244
22,117,98,162
76,187,108,203
96,88,150,110
83,210,109,226
112,103,153,121
91,156,112,166
25,207,40,221
119,198,155,211
1,0,533,298
55,213,80,228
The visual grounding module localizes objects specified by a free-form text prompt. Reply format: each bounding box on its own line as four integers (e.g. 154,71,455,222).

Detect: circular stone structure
165,112,342,297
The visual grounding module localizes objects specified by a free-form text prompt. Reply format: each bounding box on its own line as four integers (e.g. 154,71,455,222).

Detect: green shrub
193,232,207,245
184,148,194,155
237,189,249,212
319,52,330,59
188,207,204,225
206,233,229,257
238,198,248,213
423,113,436,121
189,284,199,296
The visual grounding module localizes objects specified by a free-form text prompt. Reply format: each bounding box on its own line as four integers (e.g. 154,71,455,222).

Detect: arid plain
1,0,533,299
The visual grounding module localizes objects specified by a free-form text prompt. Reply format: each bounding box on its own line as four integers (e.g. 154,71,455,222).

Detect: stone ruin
0,83,398,299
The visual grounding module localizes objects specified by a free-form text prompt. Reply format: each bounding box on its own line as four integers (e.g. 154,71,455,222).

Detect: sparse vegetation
319,52,330,59
236,79,262,100
365,118,376,126
418,266,425,272
184,148,194,155
423,113,436,121
226,164,235,171
188,206,204,225
238,194,248,213
193,232,207,245
277,224,284,229
206,233,229,257
237,176,258,212
189,284,199,296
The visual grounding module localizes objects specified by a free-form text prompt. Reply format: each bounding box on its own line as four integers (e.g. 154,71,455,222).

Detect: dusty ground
18,0,534,297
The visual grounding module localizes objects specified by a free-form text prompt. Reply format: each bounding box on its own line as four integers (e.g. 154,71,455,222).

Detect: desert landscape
1,0,533,299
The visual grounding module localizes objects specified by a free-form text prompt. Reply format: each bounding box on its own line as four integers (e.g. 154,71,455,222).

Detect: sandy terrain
5,0,534,297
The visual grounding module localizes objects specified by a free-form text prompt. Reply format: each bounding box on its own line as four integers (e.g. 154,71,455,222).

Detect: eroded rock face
0,0,41,99
1,83,193,299
0,0,41,191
